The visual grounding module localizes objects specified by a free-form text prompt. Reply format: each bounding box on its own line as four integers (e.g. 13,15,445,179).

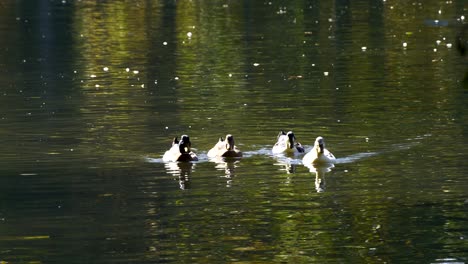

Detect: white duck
207,134,242,158
272,131,305,155
162,135,198,162
302,136,336,165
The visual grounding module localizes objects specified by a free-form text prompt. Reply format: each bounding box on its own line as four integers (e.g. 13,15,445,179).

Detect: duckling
272,131,305,154
207,134,242,158
162,135,198,162
302,136,336,165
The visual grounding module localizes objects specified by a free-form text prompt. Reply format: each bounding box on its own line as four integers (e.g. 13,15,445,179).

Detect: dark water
1,0,468,263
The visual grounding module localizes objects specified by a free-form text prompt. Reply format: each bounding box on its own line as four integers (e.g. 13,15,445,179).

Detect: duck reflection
305,163,334,192
209,157,240,187
457,23,468,88
273,154,301,174
164,162,195,190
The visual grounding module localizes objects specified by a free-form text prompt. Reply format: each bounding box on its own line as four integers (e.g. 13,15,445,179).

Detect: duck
272,130,305,155
162,135,198,162
302,136,336,165
207,134,242,158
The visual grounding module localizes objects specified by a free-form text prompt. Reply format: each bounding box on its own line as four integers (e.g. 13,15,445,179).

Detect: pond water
1,0,468,263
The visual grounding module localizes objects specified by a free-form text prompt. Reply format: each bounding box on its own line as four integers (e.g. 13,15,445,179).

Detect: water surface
0,0,467,263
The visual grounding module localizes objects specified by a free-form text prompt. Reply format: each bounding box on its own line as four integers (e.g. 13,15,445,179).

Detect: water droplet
253,63,260,67
361,46,367,51
324,72,329,76
187,32,192,38
103,67,109,72
163,41,168,46
133,70,139,74
402,42,407,48
446,43,452,48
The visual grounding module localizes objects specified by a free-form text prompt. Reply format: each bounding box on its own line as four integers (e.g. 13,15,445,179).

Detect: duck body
207,134,242,159
302,136,336,165
272,131,305,155
162,135,198,162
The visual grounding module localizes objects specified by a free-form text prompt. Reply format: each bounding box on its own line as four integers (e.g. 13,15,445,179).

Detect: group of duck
162,131,336,165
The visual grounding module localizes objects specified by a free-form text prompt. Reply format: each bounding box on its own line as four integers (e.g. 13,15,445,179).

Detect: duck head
314,136,325,153
178,135,192,154
225,134,235,151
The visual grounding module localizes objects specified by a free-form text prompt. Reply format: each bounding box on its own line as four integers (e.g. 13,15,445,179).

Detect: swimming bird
162,135,198,162
272,131,305,155
207,134,242,158
302,136,336,165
